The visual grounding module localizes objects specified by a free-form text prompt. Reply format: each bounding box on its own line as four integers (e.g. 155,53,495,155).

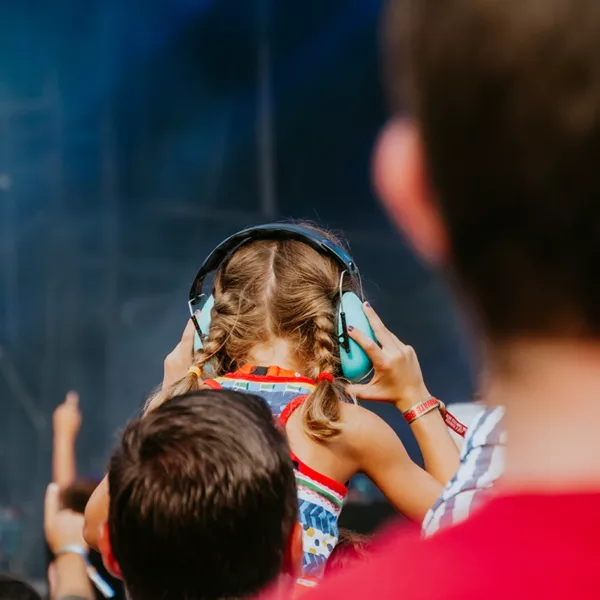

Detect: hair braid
146,223,361,444
309,312,339,378
301,310,346,441
144,287,236,414
191,292,236,378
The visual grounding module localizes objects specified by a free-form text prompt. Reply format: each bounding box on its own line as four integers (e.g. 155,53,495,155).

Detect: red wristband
403,397,468,438
402,397,440,424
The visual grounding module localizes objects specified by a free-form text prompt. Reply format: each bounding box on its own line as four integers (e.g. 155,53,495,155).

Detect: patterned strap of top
204,367,348,497
277,394,348,497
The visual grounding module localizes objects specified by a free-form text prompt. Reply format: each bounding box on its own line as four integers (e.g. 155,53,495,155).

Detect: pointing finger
65,391,79,407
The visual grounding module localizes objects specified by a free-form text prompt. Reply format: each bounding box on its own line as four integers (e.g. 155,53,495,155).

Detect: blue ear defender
188,224,378,382
193,295,214,352
194,291,376,381
337,291,376,382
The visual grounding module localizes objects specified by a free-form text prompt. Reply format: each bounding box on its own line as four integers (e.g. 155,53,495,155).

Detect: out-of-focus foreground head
98,390,302,600
376,0,600,341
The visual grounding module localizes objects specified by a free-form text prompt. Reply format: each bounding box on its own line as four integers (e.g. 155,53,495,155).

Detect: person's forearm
52,554,94,600
406,409,460,484
53,436,77,488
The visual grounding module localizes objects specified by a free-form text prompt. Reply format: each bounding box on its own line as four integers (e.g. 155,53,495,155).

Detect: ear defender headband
187,223,377,382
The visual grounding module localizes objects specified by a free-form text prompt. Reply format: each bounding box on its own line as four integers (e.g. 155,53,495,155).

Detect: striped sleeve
422,406,506,537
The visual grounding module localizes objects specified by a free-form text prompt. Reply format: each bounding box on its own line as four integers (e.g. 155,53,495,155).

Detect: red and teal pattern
207,365,347,586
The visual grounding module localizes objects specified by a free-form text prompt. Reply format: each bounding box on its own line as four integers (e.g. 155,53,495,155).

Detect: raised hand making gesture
45,483,93,599
52,391,82,489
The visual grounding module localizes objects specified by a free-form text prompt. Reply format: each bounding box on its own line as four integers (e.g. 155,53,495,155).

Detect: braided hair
147,223,360,441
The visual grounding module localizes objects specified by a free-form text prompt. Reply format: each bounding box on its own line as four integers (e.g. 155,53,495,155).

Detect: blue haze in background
0,0,473,576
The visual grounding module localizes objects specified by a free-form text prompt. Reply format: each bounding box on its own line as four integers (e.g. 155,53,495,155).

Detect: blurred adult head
290,3,600,599
98,390,302,600
376,0,600,344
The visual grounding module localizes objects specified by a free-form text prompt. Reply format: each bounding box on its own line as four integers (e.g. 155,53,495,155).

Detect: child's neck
246,338,304,374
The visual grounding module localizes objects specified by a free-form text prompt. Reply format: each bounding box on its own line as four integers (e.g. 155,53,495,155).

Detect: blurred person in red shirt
306,0,600,597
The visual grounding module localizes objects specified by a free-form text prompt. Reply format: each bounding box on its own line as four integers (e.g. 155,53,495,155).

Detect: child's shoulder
339,400,383,427
336,401,395,451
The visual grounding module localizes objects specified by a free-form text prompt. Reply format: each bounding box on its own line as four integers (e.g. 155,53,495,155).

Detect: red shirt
306,492,600,599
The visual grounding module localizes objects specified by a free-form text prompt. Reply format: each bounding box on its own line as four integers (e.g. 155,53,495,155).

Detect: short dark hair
387,0,600,339
0,576,41,600
108,390,298,600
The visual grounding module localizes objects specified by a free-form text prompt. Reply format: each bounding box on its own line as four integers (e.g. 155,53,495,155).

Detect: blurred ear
283,522,304,580
98,521,123,580
373,119,449,266
83,475,109,550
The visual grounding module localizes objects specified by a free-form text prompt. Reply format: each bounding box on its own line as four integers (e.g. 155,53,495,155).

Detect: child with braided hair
84,223,461,590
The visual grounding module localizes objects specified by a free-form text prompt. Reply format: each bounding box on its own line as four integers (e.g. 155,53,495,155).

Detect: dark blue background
0,0,473,576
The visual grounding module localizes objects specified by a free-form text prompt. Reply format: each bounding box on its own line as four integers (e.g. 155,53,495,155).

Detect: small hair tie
188,366,202,379
317,372,334,383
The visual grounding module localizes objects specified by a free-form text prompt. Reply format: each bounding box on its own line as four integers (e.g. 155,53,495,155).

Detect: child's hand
346,303,431,412
163,317,197,389
53,392,82,440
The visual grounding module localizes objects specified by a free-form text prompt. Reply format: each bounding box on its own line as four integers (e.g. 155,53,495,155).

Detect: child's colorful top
204,364,347,589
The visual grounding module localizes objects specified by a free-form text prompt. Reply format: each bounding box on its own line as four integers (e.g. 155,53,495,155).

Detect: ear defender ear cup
193,295,215,352
337,292,376,382
195,291,375,380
